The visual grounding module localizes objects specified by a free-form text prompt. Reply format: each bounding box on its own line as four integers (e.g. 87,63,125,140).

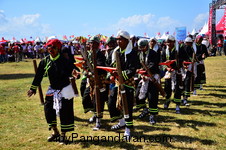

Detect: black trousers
44,96,74,132
135,81,159,115
82,86,109,117
108,86,134,128
194,64,205,88
80,78,87,97
184,71,192,98
164,75,182,104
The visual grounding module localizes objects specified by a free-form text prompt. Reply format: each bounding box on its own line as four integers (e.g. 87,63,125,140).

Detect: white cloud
110,14,181,36
156,17,180,28
12,14,40,25
0,10,52,39
193,12,209,28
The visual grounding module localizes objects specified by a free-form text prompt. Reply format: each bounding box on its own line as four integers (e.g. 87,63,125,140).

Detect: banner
224,7,226,37
208,6,213,44
175,27,186,41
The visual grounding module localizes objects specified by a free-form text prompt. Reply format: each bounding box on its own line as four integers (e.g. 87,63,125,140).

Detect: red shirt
13,45,19,53
0,46,5,55
217,40,223,47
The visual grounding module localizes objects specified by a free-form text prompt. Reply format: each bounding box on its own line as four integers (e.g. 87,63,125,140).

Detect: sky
0,0,224,41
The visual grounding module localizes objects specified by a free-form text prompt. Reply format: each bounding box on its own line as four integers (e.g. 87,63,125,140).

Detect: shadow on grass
204,85,226,88
74,116,89,123
180,107,226,116
0,73,34,80
190,100,226,108
198,93,226,99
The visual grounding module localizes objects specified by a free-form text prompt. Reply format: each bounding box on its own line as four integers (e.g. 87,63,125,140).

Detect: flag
166,31,169,35
144,32,149,38
157,32,161,36
23,38,28,42
63,35,68,41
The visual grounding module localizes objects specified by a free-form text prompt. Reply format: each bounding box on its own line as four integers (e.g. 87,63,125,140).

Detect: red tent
206,15,225,35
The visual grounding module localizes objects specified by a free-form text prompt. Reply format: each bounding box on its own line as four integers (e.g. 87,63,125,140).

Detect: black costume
30,54,79,132
108,47,139,128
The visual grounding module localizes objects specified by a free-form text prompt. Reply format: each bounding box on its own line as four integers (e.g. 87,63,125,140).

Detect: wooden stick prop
92,49,101,118
80,48,94,74
33,60,44,105
80,47,101,118
115,51,129,119
141,61,166,97
190,53,195,92
69,77,79,95
176,50,183,88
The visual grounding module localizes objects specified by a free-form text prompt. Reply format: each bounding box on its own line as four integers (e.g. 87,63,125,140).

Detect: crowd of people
0,40,82,63
0,33,225,64
25,31,223,144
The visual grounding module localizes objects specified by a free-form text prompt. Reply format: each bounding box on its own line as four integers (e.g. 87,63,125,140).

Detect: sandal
47,133,60,142
111,124,125,130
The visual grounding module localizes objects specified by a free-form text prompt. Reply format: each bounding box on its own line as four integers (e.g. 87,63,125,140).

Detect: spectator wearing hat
134,39,160,124
27,38,80,144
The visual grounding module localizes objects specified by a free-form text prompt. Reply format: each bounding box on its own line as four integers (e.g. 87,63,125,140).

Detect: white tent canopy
191,28,198,35
199,22,208,35
34,37,42,43
160,33,168,40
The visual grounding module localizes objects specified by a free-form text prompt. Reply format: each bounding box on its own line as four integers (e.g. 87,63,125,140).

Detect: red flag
63,35,68,40
157,32,161,36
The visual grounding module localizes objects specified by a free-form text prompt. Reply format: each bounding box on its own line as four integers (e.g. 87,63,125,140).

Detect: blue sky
0,0,224,40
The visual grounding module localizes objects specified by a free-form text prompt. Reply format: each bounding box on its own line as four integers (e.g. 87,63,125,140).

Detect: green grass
0,56,226,150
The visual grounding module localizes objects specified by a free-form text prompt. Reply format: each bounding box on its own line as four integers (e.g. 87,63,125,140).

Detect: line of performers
27,30,208,143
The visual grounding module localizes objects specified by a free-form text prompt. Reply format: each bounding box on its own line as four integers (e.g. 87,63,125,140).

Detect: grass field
0,56,226,150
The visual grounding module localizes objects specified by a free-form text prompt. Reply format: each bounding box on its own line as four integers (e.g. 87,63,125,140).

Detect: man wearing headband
27,38,80,144
162,35,183,114
135,38,160,125
108,30,139,138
